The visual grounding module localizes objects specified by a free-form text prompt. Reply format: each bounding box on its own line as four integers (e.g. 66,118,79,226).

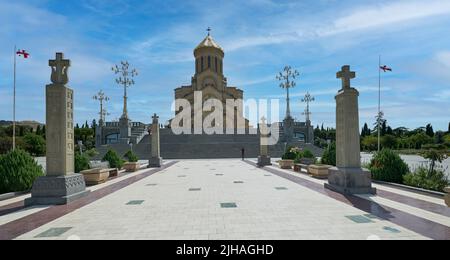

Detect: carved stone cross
49,53,70,85
336,65,355,89
260,116,267,125
152,113,159,124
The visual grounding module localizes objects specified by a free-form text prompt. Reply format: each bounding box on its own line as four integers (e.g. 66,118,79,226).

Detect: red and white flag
380,65,392,72
16,49,30,58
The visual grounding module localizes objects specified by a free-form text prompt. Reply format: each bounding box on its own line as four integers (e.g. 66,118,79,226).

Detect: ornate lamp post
276,66,300,120
112,61,138,119
301,92,315,122
93,90,109,126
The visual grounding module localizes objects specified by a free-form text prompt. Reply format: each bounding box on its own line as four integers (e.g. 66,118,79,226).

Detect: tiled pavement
0,159,449,240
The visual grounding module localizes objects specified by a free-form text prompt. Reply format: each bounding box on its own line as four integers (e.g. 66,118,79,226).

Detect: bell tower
192,28,226,94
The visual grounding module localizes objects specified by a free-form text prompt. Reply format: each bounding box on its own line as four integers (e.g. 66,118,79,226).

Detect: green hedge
0,149,44,194
369,149,409,183
102,149,124,169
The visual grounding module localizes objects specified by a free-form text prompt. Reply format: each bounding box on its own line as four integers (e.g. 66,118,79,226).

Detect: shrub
23,133,46,156
369,149,409,183
281,146,296,160
403,166,449,192
102,149,124,169
124,150,139,163
0,149,44,194
75,152,90,173
302,149,314,159
321,142,336,166
85,148,99,158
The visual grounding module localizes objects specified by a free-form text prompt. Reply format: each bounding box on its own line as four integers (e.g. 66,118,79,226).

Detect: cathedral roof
194,35,224,53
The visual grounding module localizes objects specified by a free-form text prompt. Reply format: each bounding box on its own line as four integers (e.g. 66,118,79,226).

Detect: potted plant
123,150,140,172
300,149,315,165
279,147,297,169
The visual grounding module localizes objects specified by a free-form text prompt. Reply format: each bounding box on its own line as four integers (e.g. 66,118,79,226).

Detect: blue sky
0,0,449,131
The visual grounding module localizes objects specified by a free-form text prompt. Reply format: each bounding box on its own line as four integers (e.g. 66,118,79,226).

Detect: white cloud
320,0,450,36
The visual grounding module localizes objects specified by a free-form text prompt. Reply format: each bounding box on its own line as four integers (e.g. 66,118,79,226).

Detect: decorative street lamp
93,90,110,125
112,61,138,119
277,66,300,119
301,92,315,122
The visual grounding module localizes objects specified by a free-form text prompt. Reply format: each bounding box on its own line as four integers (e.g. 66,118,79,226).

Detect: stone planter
293,164,301,172
300,158,315,165
81,168,110,185
308,164,332,179
278,160,294,169
444,187,450,207
124,162,140,172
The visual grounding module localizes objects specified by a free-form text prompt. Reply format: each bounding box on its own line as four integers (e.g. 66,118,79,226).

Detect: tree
425,124,434,138
362,136,378,151
23,133,46,156
393,127,408,138
35,125,42,135
382,135,397,149
435,131,445,144
421,149,448,177
75,123,80,129
361,123,370,137
91,119,97,131
41,125,46,137
448,122,450,134
386,126,393,136
381,121,387,136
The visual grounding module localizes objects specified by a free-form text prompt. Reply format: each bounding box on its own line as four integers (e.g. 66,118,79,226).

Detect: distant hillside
0,120,44,130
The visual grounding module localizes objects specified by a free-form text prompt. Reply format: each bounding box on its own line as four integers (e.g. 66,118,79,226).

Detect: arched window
208,56,211,68
201,57,204,71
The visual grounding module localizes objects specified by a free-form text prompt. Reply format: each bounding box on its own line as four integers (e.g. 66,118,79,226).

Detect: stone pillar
258,117,271,167
119,116,131,144
283,116,294,143
25,53,89,206
324,65,376,195
95,119,103,147
148,113,162,168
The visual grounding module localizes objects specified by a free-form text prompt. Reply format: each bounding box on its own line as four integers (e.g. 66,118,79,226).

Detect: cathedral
173,32,250,131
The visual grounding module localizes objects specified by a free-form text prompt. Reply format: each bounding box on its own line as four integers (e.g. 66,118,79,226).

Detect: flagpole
378,55,381,152
13,45,17,151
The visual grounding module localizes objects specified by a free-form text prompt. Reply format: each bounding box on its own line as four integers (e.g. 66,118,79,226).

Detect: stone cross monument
25,53,89,206
148,113,162,168
325,65,376,194
257,116,272,166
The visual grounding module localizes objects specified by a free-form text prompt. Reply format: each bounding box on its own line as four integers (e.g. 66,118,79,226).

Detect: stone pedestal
325,65,375,195
325,167,376,194
148,113,162,168
257,155,271,167
25,174,88,205
26,53,89,206
258,119,272,166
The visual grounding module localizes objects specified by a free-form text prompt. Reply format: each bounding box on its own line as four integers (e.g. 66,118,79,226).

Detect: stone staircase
130,126,148,145
94,128,323,160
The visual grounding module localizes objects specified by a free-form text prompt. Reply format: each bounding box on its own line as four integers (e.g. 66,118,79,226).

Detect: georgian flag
16,49,30,58
380,65,392,72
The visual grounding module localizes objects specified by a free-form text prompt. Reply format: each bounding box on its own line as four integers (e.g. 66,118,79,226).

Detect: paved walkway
0,159,449,240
